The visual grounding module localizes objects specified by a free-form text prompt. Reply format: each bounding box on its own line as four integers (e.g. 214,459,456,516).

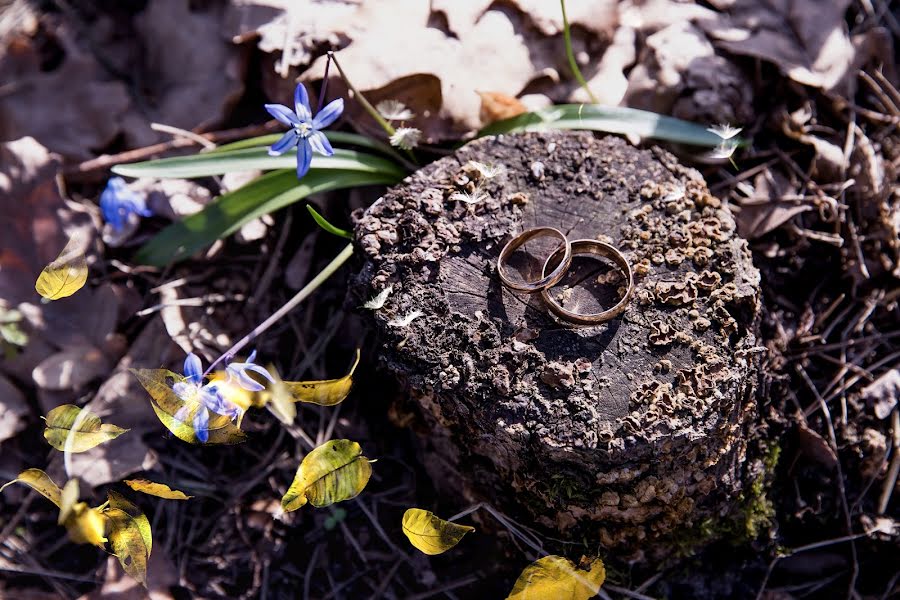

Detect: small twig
151,122,217,149
877,409,900,515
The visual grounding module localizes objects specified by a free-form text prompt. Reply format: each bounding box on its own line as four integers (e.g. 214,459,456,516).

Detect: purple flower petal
265,103,301,127
268,130,300,156
237,371,265,392
296,139,313,179
184,353,203,384
172,381,196,401
312,98,344,130
307,131,334,157
193,406,210,443
294,83,312,122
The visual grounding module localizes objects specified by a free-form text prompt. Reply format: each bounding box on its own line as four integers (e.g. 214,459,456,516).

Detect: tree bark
352,131,763,559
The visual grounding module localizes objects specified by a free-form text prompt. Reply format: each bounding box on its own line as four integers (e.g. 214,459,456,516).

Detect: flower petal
245,363,276,384
307,131,334,157
192,406,210,443
268,130,300,156
312,98,344,129
265,104,300,127
294,83,312,122
172,381,196,402
184,353,203,384
296,139,313,180
237,371,265,392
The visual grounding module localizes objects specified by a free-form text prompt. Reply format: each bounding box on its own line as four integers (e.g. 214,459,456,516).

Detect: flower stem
204,243,355,376
560,0,598,104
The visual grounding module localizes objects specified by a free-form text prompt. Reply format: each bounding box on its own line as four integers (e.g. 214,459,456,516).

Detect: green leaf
134,167,400,266
281,439,373,511
129,369,247,445
111,146,405,179
478,104,738,147
306,205,352,239
43,404,129,452
212,131,398,157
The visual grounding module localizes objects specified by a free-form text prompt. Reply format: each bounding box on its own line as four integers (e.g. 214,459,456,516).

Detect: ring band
540,239,634,325
497,227,572,293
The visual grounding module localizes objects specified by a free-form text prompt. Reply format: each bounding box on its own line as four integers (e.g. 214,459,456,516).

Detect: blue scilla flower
99,177,152,233
173,352,242,443
225,349,275,392
265,82,344,180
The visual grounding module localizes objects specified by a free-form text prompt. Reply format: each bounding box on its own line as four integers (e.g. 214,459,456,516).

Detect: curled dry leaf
34,235,88,301
130,369,247,445
64,502,108,548
124,479,193,500
401,508,475,555
104,490,152,587
1,468,62,506
507,555,606,600
43,404,129,452
281,439,373,511
264,371,297,425
273,349,360,407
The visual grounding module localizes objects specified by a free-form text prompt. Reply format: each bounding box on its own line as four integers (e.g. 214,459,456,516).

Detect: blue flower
99,177,152,233
226,349,275,392
265,83,344,180
172,352,243,443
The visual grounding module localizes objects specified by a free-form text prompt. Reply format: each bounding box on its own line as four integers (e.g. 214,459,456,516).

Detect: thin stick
204,243,354,376
328,51,396,137
877,409,900,514
151,122,217,149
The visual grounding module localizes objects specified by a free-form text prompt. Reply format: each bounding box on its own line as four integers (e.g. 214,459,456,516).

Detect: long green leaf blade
112,147,405,180
478,104,737,147
134,169,396,266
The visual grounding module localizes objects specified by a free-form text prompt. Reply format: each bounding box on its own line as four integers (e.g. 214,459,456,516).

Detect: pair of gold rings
497,227,634,326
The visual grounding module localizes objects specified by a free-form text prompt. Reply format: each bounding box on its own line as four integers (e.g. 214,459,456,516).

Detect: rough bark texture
351,131,763,559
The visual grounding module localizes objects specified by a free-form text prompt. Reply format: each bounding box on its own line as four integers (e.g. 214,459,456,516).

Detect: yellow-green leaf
281,349,360,406
281,439,373,511
0,468,62,507
64,502,108,548
124,479,193,500
43,404,129,452
265,370,297,425
107,491,152,556
35,235,88,300
506,555,606,600
401,508,475,555
130,368,247,444
104,490,152,586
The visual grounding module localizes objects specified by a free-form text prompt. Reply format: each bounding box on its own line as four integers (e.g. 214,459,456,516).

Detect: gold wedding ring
540,239,634,326
497,227,572,293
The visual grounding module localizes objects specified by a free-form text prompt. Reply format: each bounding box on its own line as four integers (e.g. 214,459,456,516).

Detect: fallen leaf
64,501,108,548
478,92,528,125
698,0,855,91
861,369,900,420
124,479,192,500
130,368,247,445
401,508,475,555
43,404,129,453
34,233,88,301
58,478,79,525
797,422,838,469
265,371,297,425
69,434,159,488
281,439,373,511
0,373,29,443
507,555,606,600
275,349,360,407
31,345,112,391
734,170,814,239
0,468,62,507
104,491,152,587
0,20,131,160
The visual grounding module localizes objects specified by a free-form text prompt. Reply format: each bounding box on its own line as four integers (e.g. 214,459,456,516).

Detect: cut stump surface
352,131,763,557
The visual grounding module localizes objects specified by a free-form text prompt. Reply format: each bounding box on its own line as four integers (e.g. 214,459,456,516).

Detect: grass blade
306,205,352,239
478,104,737,147
135,168,397,266
112,147,405,180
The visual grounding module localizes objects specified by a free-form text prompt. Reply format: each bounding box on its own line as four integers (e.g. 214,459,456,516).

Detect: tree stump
351,131,763,558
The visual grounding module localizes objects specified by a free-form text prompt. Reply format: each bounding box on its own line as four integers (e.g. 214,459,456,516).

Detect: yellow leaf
281,439,373,511
281,349,360,406
401,508,475,555
43,404,129,452
58,479,79,525
35,235,88,300
506,556,605,600
124,479,192,500
104,490,152,586
130,368,247,445
264,370,297,425
0,468,62,507
64,502,108,548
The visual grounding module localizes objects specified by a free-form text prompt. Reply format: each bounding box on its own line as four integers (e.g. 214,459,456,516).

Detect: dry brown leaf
861,369,900,420
734,171,814,239
478,92,528,125
698,0,856,91
796,422,838,469
0,21,131,160
32,346,112,391
0,373,29,443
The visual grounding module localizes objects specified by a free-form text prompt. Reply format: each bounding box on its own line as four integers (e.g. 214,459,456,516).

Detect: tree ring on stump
352,131,762,559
